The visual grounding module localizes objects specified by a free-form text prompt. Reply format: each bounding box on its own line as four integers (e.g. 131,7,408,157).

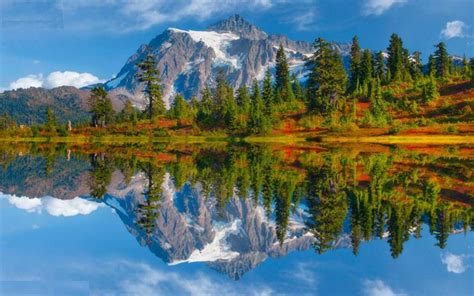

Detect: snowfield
169,28,242,69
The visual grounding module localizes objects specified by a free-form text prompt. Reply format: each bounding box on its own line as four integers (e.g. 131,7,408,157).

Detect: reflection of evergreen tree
306,163,348,254
275,175,296,244
136,162,164,236
89,153,112,199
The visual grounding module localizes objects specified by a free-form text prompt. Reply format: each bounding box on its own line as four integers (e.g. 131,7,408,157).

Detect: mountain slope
0,86,91,125
105,14,351,108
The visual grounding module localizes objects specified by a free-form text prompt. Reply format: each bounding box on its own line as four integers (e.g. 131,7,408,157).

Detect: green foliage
306,37,347,114
0,113,16,131
349,36,362,93
136,51,165,119
421,76,439,104
434,42,450,79
170,93,191,126
117,100,138,125
275,44,295,102
89,86,115,127
366,78,391,127
248,80,271,134
386,33,405,82
57,125,69,137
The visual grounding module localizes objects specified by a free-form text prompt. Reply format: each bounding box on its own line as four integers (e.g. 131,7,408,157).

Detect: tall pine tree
248,80,270,134
306,38,347,114
349,36,362,93
387,34,404,82
275,44,295,103
136,50,165,120
434,42,450,79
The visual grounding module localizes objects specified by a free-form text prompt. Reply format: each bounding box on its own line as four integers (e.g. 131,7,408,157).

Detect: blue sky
1,194,473,295
1,0,473,91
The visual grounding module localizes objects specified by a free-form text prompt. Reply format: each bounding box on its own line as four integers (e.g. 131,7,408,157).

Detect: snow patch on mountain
169,219,242,265
106,72,128,89
169,28,241,69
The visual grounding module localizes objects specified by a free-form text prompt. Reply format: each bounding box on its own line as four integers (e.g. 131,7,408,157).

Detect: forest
1,34,474,140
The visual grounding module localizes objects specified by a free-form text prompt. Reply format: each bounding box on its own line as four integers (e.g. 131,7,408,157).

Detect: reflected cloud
93,260,273,296
362,279,406,296
441,253,468,274
0,193,104,217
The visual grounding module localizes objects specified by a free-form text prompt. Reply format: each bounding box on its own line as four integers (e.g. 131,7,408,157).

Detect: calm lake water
0,142,473,295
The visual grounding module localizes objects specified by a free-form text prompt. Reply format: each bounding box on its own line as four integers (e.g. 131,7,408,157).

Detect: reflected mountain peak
0,142,473,279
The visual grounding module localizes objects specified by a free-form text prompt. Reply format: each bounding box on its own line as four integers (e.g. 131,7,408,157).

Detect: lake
0,142,473,295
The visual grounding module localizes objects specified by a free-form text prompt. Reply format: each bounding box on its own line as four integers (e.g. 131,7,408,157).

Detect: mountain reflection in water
0,142,473,280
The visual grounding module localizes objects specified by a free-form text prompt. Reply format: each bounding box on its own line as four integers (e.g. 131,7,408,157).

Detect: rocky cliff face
105,14,351,108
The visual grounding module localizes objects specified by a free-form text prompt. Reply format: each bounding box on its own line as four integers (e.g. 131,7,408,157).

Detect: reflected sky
1,143,473,295
1,196,473,296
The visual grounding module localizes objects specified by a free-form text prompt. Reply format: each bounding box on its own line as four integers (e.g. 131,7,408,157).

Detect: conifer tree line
82,35,474,134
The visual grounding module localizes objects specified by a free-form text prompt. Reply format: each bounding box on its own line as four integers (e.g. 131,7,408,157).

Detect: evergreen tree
470,58,474,81
248,80,270,134
119,99,137,125
427,54,436,77
422,75,439,103
349,36,362,93
213,70,229,125
360,49,373,94
171,94,190,126
291,73,304,101
262,70,274,117
46,107,57,133
409,51,423,82
275,44,295,102
374,51,385,82
462,55,471,79
197,85,213,127
434,42,450,79
236,85,251,129
368,78,389,126
136,51,165,119
236,85,251,113
386,34,404,82
224,86,239,132
89,86,114,127
306,37,347,114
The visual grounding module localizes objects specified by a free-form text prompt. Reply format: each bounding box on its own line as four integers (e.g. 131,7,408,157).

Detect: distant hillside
0,86,91,125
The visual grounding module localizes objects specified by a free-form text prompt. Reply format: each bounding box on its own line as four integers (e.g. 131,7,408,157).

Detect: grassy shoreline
1,134,474,144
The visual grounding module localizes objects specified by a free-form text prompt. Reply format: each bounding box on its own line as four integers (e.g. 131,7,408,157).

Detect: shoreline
1,134,474,145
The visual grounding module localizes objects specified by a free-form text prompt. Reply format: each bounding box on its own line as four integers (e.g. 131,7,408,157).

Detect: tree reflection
1,142,472,259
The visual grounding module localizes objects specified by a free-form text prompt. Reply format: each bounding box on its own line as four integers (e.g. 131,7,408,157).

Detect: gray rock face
105,15,350,108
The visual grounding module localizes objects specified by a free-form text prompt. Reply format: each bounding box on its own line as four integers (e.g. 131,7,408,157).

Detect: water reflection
0,142,472,279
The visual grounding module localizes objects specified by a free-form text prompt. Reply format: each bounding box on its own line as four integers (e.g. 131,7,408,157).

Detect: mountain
105,14,351,108
0,86,91,125
1,15,350,122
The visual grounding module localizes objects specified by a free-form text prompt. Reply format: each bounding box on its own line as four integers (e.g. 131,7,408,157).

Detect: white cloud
9,74,44,90
291,10,317,31
91,260,274,296
62,0,275,32
440,21,467,39
363,0,407,16
7,71,104,90
441,253,468,274
363,279,406,296
44,71,103,88
121,0,272,30
0,193,104,217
